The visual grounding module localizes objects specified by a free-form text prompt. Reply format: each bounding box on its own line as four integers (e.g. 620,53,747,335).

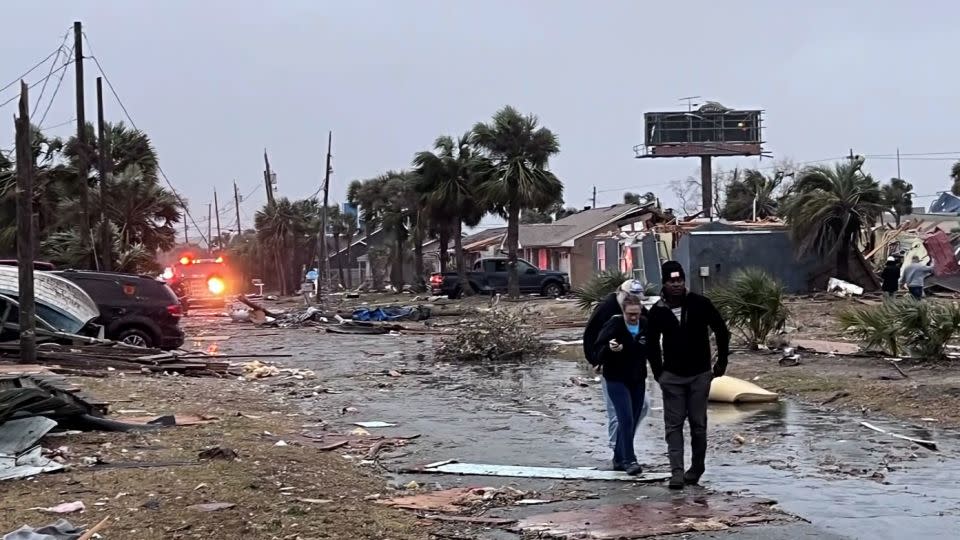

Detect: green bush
839,299,960,360
573,270,631,312
709,268,788,349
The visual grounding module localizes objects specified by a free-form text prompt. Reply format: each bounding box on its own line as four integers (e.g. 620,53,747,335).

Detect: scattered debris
791,339,861,356
31,501,85,514
3,519,86,540
778,347,801,367
295,498,333,505
435,308,545,362
889,360,909,379
0,343,230,376
732,434,746,445
515,496,788,539
828,277,864,297
859,421,938,451
709,376,779,404
353,421,397,428
187,502,236,512
414,462,670,482
198,446,239,461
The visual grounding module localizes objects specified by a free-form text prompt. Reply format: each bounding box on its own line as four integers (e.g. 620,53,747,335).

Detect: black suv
56,270,186,350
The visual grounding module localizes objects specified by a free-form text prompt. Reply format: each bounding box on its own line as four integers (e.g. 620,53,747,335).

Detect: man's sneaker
612,460,625,472
684,467,704,485
668,470,685,490
625,462,644,476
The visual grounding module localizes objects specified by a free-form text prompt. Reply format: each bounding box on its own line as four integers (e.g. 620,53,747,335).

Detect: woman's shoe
624,462,643,476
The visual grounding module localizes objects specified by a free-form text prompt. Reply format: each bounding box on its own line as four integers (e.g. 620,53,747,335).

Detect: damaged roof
515,203,658,248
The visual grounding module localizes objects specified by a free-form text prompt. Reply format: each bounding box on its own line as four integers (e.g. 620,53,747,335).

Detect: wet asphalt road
193,319,960,539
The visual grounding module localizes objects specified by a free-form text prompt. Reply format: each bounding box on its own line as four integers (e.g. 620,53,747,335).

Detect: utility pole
213,188,222,251
207,203,212,252
183,220,189,244
896,147,901,179
74,21,91,268
233,180,242,236
263,149,276,207
318,131,332,295
701,155,713,219
96,77,111,271
591,186,597,208
15,82,37,364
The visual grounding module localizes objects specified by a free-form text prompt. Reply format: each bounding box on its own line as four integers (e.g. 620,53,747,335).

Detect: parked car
429,257,570,299
56,270,185,350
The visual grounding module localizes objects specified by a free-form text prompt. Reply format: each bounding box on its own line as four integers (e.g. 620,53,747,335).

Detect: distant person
591,292,648,475
900,255,935,300
880,257,902,298
647,261,730,490
582,279,651,470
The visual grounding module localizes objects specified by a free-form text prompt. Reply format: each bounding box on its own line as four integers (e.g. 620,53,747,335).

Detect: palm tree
881,178,913,226
623,192,656,205
782,162,883,280
413,133,488,293
99,165,181,253
722,169,783,221
255,197,300,295
951,161,960,196
472,106,562,298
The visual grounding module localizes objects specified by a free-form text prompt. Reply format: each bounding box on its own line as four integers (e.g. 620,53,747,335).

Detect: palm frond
573,270,631,311
709,268,788,348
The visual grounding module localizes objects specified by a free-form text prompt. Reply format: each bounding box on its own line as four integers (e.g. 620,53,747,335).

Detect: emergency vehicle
160,253,232,309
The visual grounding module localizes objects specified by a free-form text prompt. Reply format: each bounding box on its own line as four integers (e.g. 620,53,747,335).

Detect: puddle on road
216,331,960,539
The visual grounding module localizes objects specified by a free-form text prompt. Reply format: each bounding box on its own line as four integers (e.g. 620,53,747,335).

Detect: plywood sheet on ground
516,496,788,539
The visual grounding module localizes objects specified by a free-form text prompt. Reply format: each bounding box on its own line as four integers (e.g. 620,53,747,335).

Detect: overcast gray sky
3,1,958,238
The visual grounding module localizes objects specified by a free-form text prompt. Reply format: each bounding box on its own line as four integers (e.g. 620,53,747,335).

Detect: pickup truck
429,257,570,298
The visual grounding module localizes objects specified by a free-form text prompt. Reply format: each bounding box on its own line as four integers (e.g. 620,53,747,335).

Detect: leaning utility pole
96,77,111,271
207,203,212,251
74,21,92,268
233,181,242,236
317,131,333,295
183,221,189,243
591,186,597,208
213,189,223,250
15,83,37,364
263,149,276,207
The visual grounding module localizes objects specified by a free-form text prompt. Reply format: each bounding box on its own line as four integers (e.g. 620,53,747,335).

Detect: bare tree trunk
454,219,472,295
390,233,404,291
507,201,520,298
413,213,425,292
438,225,449,273
837,235,851,281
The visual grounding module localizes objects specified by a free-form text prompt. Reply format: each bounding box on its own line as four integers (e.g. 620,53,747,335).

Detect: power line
39,117,76,131
83,32,209,247
0,41,67,94
0,60,73,110
37,43,74,128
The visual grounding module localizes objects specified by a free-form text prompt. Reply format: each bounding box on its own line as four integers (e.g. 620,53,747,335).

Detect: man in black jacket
880,256,901,298
647,261,730,489
583,279,650,468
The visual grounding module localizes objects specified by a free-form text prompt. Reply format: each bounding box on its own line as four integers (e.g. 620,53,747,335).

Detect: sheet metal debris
2,519,85,540
791,339,861,356
515,496,787,539
859,421,938,451
417,462,670,483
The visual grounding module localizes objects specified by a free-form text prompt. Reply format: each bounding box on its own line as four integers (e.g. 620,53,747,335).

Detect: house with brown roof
508,203,665,287
421,227,508,273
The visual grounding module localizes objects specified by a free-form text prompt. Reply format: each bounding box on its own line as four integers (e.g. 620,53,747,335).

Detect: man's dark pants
908,286,923,300
659,370,712,474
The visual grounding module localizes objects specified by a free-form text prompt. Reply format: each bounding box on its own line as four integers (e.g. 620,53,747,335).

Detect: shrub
436,307,545,362
573,270,630,312
709,268,788,349
839,299,960,360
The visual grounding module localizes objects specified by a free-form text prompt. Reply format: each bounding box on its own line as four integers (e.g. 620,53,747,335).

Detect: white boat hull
0,265,99,333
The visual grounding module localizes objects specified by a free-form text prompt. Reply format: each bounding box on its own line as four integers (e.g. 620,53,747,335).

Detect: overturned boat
0,265,100,336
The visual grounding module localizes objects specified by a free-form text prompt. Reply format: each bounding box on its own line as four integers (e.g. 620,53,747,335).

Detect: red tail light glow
429,273,443,285
167,304,183,318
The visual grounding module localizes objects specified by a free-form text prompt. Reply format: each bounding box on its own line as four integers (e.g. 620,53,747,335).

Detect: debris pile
239,360,314,381
435,307,545,362
0,342,229,376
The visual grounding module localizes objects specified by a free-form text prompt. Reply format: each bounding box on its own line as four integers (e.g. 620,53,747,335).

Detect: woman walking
591,292,648,475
